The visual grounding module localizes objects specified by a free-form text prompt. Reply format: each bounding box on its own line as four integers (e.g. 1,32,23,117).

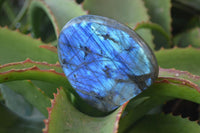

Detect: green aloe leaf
119,76,200,132
173,27,200,48
1,84,36,119
0,59,62,73
0,103,44,133
130,113,200,133
28,0,86,39
43,88,127,133
1,81,51,117
159,68,200,87
0,59,63,99
0,27,60,116
83,0,155,49
0,27,58,64
0,65,71,92
143,0,172,49
155,47,200,75
0,60,53,117
134,21,170,43
174,0,200,12
143,0,171,34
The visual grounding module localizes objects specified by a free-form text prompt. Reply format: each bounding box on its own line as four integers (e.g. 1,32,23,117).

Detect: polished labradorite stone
58,15,158,112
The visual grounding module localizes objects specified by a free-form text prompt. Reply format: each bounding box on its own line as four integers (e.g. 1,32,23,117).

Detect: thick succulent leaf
31,80,59,99
143,0,172,49
0,65,76,97
134,21,171,49
155,47,200,75
1,59,200,131
1,84,35,119
143,0,171,34
0,27,58,64
0,28,58,116
0,59,63,98
1,81,51,117
83,0,148,27
10,0,31,30
28,0,87,38
0,59,62,73
159,68,200,87
0,60,52,117
83,0,154,49
0,27,60,115
43,88,127,133
119,77,200,132
129,113,200,133
174,0,200,12
0,103,44,133
173,27,200,48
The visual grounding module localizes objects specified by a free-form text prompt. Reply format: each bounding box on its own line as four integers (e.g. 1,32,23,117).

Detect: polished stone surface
58,15,158,112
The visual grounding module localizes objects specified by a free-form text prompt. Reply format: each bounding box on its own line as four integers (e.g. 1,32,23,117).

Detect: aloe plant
0,0,200,133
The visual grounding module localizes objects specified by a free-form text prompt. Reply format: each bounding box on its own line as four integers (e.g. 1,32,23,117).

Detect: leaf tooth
79,1,89,14
173,45,178,49
0,65,65,79
37,37,42,41
188,45,192,48
39,45,57,53
30,65,40,70
3,25,9,29
56,61,60,65
15,28,20,32
155,78,170,84
133,21,147,30
160,46,165,50
0,58,61,71
167,112,200,123
27,33,32,36
43,119,49,133
43,88,61,133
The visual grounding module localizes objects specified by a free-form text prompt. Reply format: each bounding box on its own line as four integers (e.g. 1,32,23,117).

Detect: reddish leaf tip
114,101,129,133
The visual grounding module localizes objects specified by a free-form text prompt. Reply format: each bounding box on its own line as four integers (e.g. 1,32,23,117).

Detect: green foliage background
0,0,200,133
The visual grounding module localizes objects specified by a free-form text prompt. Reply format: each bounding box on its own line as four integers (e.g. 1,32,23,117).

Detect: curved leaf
43,88,127,133
0,27,58,64
173,27,200,48
0,59,62,99
0,103,44,133
130,113,200,133
143,0,172,49
119,77,200,132
134,21,170,42
0,59,62,73
155,47,200,75
28,0,87,38
1,81,50,117
0,27,59,112
143,0,171,34
174,0,200,12
159,68,200,87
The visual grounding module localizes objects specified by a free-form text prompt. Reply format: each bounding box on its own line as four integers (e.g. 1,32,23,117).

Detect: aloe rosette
0,0,200,133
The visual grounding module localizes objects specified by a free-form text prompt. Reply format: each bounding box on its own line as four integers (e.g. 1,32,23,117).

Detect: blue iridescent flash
58,15,158,112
